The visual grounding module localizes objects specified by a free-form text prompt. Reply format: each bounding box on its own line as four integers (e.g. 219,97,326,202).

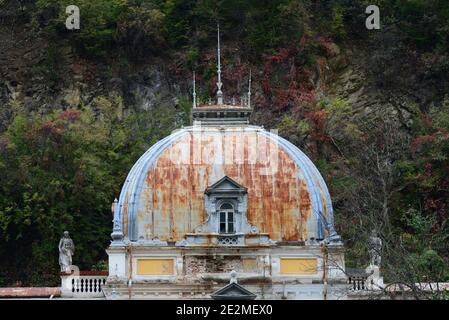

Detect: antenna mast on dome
216,22,223,105
247,69,252,109
192,71,197,108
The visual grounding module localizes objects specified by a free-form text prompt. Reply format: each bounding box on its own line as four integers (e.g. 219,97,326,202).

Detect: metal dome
114,125,335,243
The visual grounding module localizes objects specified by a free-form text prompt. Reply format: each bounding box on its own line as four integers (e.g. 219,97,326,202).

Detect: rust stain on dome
133,129,316,242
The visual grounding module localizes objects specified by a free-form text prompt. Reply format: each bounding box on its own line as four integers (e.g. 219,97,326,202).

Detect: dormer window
219,203,235,234
185,176,268,246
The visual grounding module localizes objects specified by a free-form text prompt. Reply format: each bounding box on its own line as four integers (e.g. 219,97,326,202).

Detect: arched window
219,203,234,234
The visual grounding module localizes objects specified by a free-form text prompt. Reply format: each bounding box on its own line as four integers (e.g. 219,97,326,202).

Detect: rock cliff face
0,3,182,130
2,13,443,137
0,35,182,129
327,49,414,128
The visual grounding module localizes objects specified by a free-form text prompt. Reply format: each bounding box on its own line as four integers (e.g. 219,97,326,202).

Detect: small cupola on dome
192,24,252,126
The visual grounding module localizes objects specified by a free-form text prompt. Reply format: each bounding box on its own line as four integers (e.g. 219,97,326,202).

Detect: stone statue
230,270,238,284
319,211,341,244
368,229,382,267
59,231,75,273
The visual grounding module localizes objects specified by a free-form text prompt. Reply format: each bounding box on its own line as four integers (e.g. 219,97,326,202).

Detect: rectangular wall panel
136,258,174,275
280,258,317,275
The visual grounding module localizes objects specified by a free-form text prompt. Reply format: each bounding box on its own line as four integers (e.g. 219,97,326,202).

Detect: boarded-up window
242,258,258,272
280,258,317,275
136,258,174,275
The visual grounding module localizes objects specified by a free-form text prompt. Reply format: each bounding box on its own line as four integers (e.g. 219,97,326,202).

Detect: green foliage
116,1,166,61
161,0,307,56
329,4,346,40
0,95,179,286
31,44,68,90
91,260,108,272
280,93,449,284
415,249,447,281
279,115,310,148
27,0,449,62
432,288,449,300
396,0,449,50
185,46,200,69
0,108,114,284
36,0,127,58
398,97,449,229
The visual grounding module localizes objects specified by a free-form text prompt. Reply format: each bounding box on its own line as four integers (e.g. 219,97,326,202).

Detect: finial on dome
216,22,223,105
192,71,197,108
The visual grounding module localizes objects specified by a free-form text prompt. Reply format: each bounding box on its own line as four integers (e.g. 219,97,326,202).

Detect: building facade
103,28,347,300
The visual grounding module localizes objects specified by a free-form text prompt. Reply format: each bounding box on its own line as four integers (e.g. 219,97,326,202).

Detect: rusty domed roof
116,125,334,243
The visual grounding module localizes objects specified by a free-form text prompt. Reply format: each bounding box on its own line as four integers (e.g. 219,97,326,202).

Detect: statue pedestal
365,265,384,290
60,272,74,298
106,246,128,279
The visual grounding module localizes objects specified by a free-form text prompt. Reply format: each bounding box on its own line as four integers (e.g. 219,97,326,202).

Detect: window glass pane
227,212,233,223
220,211,226,223
228,222,234,233
220,223,226,233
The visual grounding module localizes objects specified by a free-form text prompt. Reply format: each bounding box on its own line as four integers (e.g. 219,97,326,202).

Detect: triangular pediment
205,176,247,194
211,283,257,300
